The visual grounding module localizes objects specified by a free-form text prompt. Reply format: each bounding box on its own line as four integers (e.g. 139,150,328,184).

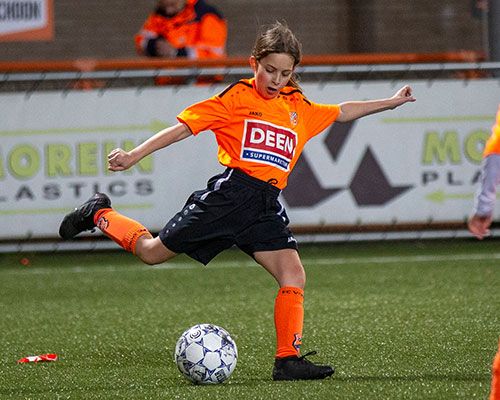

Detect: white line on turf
2,252,500,275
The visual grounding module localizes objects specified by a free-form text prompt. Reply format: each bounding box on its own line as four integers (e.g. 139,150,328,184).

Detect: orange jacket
135,0,227,59
483,105,500,157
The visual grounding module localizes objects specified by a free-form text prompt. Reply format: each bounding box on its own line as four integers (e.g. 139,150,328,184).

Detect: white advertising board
1,80,499,240
0,0,54,41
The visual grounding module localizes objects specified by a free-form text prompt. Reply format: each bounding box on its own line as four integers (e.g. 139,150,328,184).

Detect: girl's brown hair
251,21,302,89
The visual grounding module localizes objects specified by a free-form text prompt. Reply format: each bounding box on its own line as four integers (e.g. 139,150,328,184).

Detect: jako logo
241,120,297,171
283,121,413,207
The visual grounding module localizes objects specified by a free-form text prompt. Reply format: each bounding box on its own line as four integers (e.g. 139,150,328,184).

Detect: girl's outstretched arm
108,122,191,171
337,85,415,122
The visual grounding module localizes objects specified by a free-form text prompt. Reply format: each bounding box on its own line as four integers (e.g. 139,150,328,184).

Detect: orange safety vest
483,106,500,157
135,0,227,59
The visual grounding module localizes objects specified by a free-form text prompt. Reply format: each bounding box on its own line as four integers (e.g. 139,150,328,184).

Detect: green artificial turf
0,239,498,399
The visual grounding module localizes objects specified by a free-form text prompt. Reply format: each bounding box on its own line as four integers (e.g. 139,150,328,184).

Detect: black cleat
272,351,334,381
59,193,111,239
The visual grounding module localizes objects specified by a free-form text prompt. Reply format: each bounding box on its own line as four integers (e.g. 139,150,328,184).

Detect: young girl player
59,22,415,380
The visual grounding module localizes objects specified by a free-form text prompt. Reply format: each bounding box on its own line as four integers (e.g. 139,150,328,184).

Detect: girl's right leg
134,236,178,265
94,208,178,265
59,192,177,265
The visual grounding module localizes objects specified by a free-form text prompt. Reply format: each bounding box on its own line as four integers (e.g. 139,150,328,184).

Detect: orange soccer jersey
177,78,340,189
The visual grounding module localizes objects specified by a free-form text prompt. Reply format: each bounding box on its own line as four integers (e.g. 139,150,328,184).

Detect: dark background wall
0,0,484,61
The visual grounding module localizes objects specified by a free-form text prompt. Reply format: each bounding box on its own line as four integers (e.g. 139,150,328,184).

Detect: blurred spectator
135,0,227,59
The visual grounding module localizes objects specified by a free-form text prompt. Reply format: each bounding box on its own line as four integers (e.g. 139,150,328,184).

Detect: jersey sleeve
177,94,231,135
301,100,341,139
473,154,500,217
483,106,500,157
134,15,161,53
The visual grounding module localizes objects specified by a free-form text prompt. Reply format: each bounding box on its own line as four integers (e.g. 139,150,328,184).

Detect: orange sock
94,209,151,254
491,340,500,400
274,286,304,359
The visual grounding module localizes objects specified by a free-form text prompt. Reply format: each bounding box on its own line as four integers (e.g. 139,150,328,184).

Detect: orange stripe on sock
94,209,151,254
274,286,304,359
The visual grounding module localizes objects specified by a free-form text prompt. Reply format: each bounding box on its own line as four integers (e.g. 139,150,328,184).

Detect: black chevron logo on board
282,120,413,207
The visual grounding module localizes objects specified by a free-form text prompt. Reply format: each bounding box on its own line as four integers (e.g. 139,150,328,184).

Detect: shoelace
298,351,318,362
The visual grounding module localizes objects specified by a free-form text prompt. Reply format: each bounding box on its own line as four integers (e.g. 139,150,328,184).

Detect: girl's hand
468,214,492,240
108,148,135,171
391,85,416,108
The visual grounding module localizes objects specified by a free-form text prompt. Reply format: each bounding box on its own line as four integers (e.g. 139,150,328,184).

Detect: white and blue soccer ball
174,323,238,384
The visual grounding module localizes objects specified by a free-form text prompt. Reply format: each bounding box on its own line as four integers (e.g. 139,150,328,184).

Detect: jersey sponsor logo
96,216,109,231
289,111,298,127
241,120,297,171
292,333,302,352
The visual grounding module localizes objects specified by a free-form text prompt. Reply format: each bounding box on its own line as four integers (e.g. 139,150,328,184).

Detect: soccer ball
174,323,238,384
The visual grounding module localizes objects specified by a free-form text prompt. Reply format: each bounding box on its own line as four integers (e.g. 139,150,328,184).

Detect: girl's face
250,53,295,100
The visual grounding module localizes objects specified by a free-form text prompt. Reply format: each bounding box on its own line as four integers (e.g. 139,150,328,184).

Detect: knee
134,236,174,265
136,251,162,265
293,268,306,289
281,263,306,289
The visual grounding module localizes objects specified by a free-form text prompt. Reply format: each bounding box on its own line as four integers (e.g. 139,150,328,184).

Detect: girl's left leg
254,248,305,359
254,248,334,380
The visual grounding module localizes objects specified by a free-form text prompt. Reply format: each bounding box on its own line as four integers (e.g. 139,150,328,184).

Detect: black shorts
159,168,298,265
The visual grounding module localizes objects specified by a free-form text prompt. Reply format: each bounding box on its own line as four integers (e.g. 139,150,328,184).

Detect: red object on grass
17,353,58,363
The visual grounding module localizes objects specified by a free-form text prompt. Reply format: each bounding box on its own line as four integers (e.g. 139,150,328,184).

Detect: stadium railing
0,51,493,92
0,51,487,71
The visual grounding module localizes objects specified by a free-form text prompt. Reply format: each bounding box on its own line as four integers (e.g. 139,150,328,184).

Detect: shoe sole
59,210,83,240
272,367,335,381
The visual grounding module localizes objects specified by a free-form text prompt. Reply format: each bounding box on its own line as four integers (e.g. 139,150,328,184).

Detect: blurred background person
468,105,500,239
490,340,500,400
135,0,227,60
467,104,500,400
